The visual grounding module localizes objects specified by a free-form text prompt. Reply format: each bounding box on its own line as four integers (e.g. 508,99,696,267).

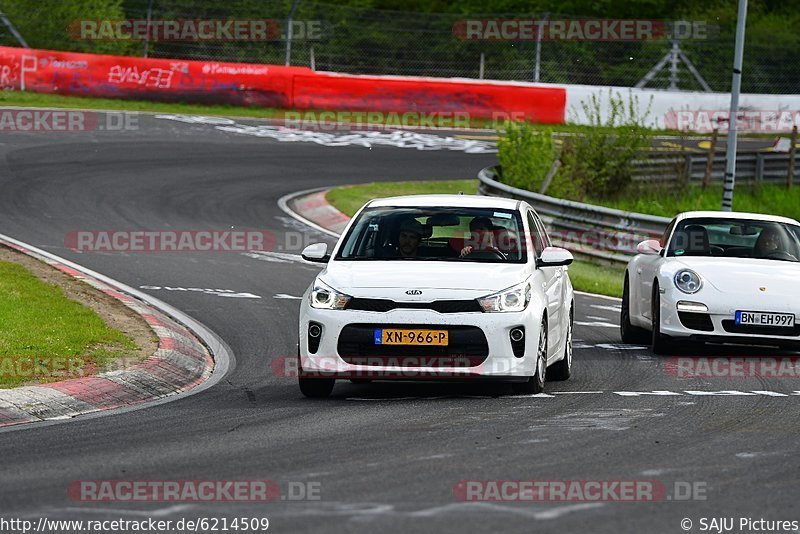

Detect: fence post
285,0,302,66
310,45,315,71
788,126,797,189
143,0,154,58
684,153,693,184
703,128,718,189
479,52,485,79
755,153,764,186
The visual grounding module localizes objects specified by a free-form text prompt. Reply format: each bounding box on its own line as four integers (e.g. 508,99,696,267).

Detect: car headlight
477,281,532,313
674,269,702,294
310,279,351,310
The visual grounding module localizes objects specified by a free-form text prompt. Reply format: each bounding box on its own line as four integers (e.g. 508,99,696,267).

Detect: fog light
677,301,708,313
510,328,525,342
308,322,323,354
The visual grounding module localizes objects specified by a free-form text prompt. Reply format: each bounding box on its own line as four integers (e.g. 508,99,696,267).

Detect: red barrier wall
0,47,307,108
293,73,566,123
0,46,567,123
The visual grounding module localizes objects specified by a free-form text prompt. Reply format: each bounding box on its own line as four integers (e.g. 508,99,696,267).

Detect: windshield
666,218,800,262
335,206,527,263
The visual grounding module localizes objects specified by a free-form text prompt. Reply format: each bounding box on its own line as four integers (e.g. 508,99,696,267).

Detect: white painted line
243,250,321,265
575,321,618,328
751,391,789,397
684,390,757,396
274,294,302,300
140,286,261,299
587,315,610,321
552,391,604,394
614,391,684,396
277,187,343,238
596,343,648,351
575,291,621,302
534,503,606,520
590,304,622,312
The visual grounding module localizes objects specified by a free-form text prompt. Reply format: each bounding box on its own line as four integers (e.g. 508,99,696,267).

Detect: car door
636,218,675,321
528,211,562,358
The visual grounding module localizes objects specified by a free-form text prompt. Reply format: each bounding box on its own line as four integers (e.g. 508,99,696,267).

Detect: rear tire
549,309,572,381
512,319,547,394
621,273,650,344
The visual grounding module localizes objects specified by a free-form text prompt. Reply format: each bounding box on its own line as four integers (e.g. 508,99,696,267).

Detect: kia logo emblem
405,289,422,295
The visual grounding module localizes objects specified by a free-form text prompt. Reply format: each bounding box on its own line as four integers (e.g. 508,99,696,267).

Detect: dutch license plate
374,329,449,346
735,311,795,327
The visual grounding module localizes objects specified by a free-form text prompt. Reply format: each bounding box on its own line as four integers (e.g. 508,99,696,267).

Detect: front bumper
659,289,800,348
298,305,543,379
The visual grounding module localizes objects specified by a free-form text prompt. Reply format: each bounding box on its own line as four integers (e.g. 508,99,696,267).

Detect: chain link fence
1,0,798,94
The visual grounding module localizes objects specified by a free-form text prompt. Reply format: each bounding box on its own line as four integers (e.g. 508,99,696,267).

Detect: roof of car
366,194,521,210
676,211,800,226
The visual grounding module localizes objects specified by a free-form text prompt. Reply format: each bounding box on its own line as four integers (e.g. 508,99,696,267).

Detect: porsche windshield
666,218,800,262
335,207,527,263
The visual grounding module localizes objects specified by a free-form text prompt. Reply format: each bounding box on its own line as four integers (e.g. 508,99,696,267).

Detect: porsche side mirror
636,239,663,255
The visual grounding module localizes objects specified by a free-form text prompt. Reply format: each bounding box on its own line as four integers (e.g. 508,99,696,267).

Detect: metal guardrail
632,151,800,184
477,166,671,264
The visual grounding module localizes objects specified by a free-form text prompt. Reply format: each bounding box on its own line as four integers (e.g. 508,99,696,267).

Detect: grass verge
592,183,800,221
0,260,136,387
326,180,625,298
326,180,479,217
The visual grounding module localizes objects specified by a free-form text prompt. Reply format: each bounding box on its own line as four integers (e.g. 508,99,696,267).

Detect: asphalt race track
1,113,799,533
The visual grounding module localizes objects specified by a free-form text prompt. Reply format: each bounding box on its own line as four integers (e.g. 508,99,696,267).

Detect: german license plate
735,311,795,327
374,329,449,346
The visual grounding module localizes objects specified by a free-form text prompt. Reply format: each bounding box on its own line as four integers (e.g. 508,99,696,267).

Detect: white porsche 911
296,194,575,397
622,210,800,354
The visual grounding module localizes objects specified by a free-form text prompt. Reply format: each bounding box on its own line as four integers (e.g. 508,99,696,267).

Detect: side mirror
301,243,330,263
636,239,663,255
539,247,573,267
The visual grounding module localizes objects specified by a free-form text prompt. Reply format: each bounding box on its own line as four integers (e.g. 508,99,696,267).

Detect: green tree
1,0,136,55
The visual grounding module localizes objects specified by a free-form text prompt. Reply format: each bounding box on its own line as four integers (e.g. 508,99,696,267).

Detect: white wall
563,84,800,132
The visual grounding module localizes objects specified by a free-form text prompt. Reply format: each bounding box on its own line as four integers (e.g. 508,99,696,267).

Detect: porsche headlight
477,281,532,313
674,269,702,294
310,279,351,310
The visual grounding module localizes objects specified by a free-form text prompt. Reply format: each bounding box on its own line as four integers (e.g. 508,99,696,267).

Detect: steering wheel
464,249,506,260
764,250,798,261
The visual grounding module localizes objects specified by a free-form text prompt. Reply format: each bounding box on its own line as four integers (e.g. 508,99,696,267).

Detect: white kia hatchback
297,194,575,397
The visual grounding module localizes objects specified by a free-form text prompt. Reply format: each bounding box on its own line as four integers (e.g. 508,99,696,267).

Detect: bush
496,121,556,192
550,90,653,201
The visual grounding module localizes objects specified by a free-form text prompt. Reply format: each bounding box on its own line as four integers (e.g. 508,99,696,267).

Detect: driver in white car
753,226,789,259
459,216,504,258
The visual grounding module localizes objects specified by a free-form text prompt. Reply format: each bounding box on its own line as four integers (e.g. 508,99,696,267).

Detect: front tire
299,367,335,398
651,283,674,355
621,273,650,344
512,319,547,394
